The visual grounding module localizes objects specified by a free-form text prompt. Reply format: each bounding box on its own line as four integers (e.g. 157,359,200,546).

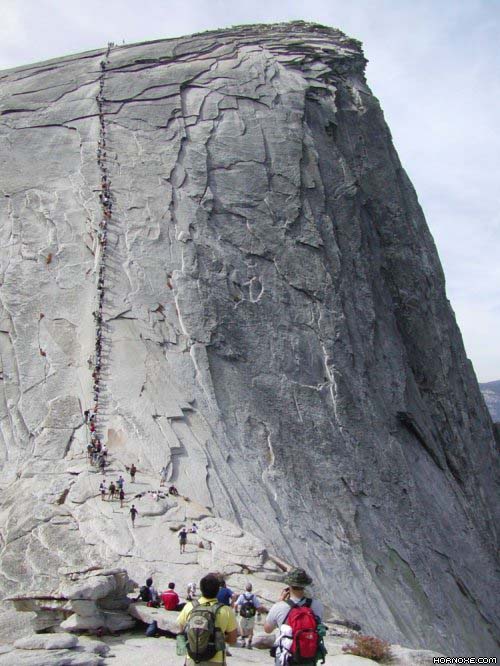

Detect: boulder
197,518,267,569
0,650,103,665
390,644,446,665
76,638,110,656
61,576,116,601
128,603,179,633
61,610,134,633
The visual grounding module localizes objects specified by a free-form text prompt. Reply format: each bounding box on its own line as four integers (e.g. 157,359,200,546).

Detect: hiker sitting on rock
168,484,179,496
176,573,237,665
136,577,159,605
161,582,185,612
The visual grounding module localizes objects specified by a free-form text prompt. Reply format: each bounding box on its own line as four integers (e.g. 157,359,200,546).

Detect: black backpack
239,593,256,618
139,585,152,602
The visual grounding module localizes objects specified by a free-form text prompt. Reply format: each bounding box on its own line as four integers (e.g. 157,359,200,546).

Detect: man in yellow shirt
177,573,237,665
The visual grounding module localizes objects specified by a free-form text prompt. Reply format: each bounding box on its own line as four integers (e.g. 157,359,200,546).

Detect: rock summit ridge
0,22,498,657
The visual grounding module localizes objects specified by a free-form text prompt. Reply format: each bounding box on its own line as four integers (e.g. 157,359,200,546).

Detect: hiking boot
240,639,246,648
226,649,233,656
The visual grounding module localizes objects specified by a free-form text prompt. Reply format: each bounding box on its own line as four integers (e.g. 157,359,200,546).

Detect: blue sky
2,0,499,381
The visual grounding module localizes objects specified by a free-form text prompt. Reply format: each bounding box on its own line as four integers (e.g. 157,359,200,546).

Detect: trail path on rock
102,634,381,666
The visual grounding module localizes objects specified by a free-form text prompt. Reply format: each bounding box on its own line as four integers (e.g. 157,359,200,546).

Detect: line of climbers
80,43,325,666
135,569,327,665
82,42,115,477
84,42,113,463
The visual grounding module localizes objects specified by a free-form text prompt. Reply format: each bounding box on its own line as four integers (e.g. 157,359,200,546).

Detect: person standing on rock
264,568,323,666
179,527,188,554
235,583,262,649
159,465,168,486
117,475,125,492
176,573,237,665
108,481,116,501
130,463,137,483
130,504,138,528
99,480,107,501
119,487,125,508
186,582,197,601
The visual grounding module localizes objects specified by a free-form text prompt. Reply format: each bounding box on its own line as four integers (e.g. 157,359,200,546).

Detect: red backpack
285,598,319,663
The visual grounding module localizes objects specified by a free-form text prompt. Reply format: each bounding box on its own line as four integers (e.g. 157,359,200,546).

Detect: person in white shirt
235,583,262,649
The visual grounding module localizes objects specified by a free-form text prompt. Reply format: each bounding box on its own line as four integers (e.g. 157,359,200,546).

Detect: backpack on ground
239,593,256,618
139,585,151,602
285,598,320,664
185,600,224,663
145,620,158,637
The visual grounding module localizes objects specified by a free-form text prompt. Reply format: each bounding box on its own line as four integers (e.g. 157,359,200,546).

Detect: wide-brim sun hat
284,568,313,587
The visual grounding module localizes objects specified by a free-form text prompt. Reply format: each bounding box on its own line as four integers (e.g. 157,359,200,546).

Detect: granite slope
0,22,498,656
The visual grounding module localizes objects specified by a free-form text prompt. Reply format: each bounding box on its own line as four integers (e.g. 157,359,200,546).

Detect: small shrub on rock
342,634,392,662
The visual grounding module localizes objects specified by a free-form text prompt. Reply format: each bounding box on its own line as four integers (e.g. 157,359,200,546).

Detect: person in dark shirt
178,527,188,554
217,579,235,606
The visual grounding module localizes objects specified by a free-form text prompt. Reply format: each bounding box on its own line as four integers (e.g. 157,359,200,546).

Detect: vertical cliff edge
0,22,498,656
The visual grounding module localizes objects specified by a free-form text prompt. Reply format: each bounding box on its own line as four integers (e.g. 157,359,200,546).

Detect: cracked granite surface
0,22,498,656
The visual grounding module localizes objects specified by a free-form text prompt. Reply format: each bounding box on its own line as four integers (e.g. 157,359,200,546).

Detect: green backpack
185,600,224,663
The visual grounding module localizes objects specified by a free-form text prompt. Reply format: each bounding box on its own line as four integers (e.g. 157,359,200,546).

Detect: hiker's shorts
238,616,255,633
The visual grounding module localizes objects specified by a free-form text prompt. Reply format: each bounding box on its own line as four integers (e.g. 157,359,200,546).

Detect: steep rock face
0,22,498,656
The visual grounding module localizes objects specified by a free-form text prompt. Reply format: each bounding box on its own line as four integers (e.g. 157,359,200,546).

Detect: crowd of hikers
93,461,183,528
134,568,327,665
